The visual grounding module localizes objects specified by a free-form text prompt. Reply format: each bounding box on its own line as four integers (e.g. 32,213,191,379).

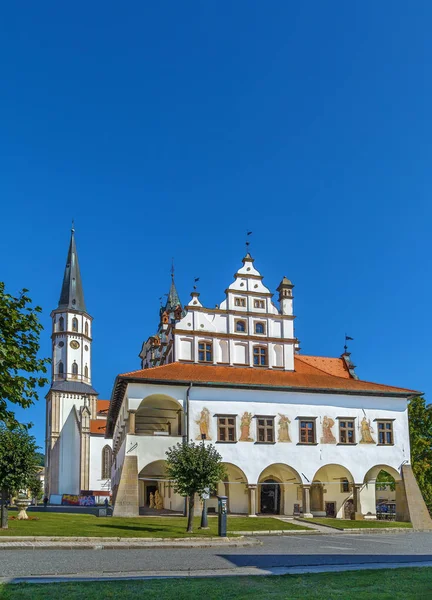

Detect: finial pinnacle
171,257,175,279
71,219,75,233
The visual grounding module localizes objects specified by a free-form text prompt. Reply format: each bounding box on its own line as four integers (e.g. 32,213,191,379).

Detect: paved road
0,532,431,579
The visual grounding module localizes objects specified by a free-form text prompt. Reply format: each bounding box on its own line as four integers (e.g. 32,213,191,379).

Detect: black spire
57,225,87,312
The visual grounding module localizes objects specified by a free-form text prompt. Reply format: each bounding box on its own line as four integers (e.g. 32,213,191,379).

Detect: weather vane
344,334,354,354
245,230,252,253
171,257,175,279
71,219,75,233
193,277,200,291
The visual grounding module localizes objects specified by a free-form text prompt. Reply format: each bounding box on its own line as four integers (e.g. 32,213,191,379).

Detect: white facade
108,253,418,520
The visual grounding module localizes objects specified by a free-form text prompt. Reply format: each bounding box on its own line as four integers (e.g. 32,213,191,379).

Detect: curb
294,519,414,533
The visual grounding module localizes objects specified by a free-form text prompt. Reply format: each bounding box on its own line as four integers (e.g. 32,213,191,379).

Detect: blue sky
1,2,431,449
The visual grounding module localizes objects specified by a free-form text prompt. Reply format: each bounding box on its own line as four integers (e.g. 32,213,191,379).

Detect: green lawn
1,569,431,599
303,517,412,530
0,513,308,538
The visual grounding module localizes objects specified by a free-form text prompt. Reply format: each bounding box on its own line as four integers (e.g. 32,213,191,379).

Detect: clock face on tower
70,340,80,349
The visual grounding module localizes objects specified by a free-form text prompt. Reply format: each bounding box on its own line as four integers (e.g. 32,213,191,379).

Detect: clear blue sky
1,2,431,449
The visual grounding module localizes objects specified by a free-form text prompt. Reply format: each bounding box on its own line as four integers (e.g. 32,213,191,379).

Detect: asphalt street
0,532,431,579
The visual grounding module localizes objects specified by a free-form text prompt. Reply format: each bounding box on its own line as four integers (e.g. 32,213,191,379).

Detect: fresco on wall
277,414,291,442
321,416,336,444
239,412,254,441
359,417,375,444
196,407,211,440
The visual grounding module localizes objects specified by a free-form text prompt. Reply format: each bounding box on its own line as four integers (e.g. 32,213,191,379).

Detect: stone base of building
112,456,139,518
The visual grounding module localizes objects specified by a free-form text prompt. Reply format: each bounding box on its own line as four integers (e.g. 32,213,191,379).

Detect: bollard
217,495,228,537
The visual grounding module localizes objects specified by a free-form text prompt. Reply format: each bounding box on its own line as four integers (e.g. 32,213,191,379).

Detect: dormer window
236,320,246,333
234,297,246,307
255,322,265,335
254,299,265,309
253,346,267,366
72,317,78,332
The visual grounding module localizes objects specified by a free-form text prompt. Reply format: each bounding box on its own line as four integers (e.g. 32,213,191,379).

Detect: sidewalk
0,535,260,550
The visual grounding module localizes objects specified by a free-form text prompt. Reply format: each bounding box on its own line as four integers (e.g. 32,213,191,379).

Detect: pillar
352,484,363,520
248,484,257,517
360,479,377,519
128,410,136,434
302,485,312,518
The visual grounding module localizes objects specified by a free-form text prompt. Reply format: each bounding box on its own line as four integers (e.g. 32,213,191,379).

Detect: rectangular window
198,341,212,362
377,421,394,445
253,346,267,366
256,417,274,443
300,420,315,444
339,419,355,444
254,299,265,309
234,297,246,307
340,479,350,493
217,416,236,442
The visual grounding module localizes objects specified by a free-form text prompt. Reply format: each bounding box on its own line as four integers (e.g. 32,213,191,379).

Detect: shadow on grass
93,523,201,534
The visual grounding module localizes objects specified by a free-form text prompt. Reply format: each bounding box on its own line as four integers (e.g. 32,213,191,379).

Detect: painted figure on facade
277,414,291,442
321,416,336,444
196,407,211,440
149,492,155,509
359,417,375,444
239,412,254,442
154,490,164,510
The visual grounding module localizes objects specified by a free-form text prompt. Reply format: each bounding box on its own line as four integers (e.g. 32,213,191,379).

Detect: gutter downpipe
183,382,193,516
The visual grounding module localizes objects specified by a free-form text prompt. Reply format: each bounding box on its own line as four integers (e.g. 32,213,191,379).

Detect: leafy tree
408,396,432,515
28,473,43,506
0,282,50,429
0,424,39,528
376,470,395,491
35,452,45,467
166,441,226,533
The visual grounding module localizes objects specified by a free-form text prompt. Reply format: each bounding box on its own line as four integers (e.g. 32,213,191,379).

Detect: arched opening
59,316,64,331
214,463,248,515
136,394,183,436
138,460,184,514
85,322,89,337
255,322,265,334
312,464,355,518
101,445,112,479
258,464,302,516
58,361,64,377
84,365,89,380
72,362,78,377
236,320,246,332
72,317,78,332
363,464,402,522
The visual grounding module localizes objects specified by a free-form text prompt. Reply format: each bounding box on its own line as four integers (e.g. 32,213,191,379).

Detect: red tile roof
90,419,107,435
97,400,110,413
296,355,351,379
119,357,419,395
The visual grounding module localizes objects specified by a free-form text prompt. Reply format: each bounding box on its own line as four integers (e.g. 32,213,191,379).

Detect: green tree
35,452,45,467
166,441,226,533
28,473,43,506
376,470,395,491
0,282,50,429
409,396,432,514
0,424,39,528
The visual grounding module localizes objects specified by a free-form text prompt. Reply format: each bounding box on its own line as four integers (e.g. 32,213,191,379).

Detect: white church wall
89,436,112,492
58,408,80,495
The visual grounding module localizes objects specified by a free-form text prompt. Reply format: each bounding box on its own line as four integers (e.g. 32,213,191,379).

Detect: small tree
166,441,226,533
28,474,43,506
409,396,432,514
0,282,50,429
0,424,39,528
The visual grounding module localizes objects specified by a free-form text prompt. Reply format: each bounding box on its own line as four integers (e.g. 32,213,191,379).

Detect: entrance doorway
325,501,336,518
260,479,280,514
145,484,158,506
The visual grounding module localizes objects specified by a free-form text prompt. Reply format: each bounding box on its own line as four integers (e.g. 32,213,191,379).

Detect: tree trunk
187,494,195,533
1,488,8,530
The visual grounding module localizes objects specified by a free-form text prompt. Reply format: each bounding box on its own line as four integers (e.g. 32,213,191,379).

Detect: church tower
45,226,98,496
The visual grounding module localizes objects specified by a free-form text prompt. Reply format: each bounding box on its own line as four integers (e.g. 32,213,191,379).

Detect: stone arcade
106,253,430,526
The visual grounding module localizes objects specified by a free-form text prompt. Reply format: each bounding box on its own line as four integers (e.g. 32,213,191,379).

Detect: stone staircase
401,464,432,530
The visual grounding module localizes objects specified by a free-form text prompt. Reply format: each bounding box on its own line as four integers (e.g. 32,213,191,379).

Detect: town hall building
106,253,430,526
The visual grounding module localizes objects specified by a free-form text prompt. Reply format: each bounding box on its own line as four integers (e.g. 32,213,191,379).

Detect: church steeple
58,225,86,313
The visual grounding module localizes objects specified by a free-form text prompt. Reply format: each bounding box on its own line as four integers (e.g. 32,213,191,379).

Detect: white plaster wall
58,408,80,495
89,436,112,492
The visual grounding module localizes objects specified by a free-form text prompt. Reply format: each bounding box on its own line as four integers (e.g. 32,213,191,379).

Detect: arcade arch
257,463,302,516
311,464,355,518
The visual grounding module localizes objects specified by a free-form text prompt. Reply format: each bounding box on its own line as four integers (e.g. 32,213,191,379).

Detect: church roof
50,380,98,395
106,357,420,437
57,227,87,313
